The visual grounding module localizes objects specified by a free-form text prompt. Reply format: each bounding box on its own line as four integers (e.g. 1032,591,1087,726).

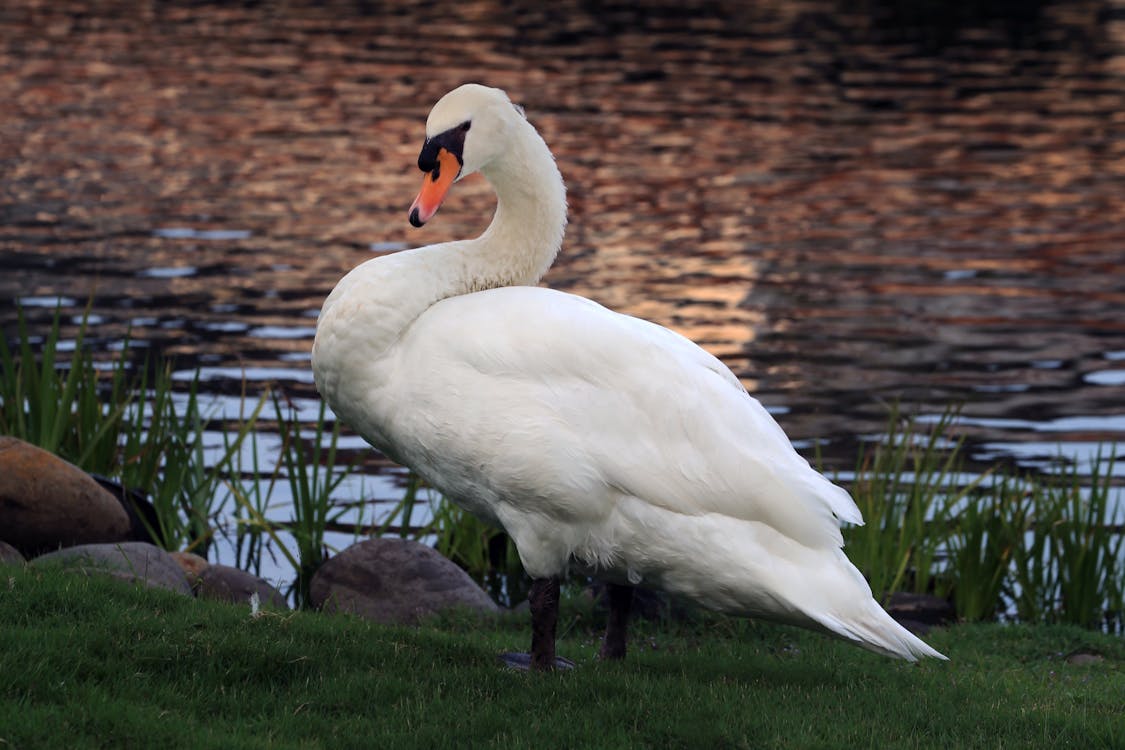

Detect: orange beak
409,147,461,227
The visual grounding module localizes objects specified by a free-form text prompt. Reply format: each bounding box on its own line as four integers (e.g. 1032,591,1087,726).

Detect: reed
837,405,1123,630
0,306,254,555
340,469,433,540
226,392,275,577
0,305,127,470
273,392,359,606
1046,448,1123,631
226,391,360,608
841,404,976,600
127,370,222,555
941,473,1031,622
430,495,529,607
119,368,263,556
1006,475,1062,626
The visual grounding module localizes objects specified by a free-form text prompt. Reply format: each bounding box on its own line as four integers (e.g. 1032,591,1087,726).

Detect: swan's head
409,84,525,227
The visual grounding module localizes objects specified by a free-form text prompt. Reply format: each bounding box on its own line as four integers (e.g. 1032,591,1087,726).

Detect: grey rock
1065,650,1105,666
31,541,191,595
0,437,131,556
310,538,500,625
0,540,26,566
194,564,289,609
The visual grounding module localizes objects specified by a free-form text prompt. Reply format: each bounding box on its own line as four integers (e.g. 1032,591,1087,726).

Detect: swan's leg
598,583,634,660
529,577,561,670
498,577,574,671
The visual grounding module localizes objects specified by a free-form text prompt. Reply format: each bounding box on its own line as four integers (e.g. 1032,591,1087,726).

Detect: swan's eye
459,121,471,132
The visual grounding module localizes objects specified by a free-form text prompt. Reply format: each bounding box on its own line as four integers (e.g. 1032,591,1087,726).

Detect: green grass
2,566,1122,749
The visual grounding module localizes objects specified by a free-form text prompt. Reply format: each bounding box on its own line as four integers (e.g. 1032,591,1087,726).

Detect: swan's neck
441,121,567,293
314,117,567,381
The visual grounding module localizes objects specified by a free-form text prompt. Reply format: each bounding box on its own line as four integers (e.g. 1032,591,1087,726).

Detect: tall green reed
275,393,359,606
387,471,426,538
1,305,260,556
132,374,265,557
0,305,127,469
1006,476,1061,626
842,404,977,600
430,494,528,607
228,391,360,607
837,403,1123,630
941,473,1032,622
228,395,274,577
1045,449,1123,631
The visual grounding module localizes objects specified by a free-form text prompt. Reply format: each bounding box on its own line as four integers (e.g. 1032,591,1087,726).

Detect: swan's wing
400,286,862,551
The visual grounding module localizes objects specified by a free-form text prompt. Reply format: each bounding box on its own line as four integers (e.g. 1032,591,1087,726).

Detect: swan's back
380,286,861,552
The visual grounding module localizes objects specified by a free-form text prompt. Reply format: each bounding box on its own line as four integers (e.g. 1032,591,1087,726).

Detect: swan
312,83,946,670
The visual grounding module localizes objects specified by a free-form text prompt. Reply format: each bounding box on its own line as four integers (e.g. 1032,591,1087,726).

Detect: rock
31,541,191,595
0,437,131,556
169,551,210,583
194,564,288,610
1065,650,1105,666
0,540,26,566
884,592,956,634
310,538,501,625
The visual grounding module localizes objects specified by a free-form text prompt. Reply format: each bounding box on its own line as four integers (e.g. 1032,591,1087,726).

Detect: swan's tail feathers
814,602,948,662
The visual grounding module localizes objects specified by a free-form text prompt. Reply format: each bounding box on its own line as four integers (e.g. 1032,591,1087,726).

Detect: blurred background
2,1,1123,523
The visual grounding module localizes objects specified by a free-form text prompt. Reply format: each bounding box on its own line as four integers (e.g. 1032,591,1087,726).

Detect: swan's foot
528,577,561,671
598,582,634,661
498,652,576,671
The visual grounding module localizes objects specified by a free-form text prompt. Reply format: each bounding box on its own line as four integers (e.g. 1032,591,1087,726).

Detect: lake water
2,0,1123,585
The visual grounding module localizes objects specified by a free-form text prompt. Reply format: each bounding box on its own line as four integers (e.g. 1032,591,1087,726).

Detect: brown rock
169,551,210,583
194,564,288,609
0,437,131,556
31,541,192,595
310,538,500,625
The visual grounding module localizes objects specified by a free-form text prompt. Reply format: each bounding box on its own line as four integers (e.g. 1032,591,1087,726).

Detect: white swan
312,83,946,669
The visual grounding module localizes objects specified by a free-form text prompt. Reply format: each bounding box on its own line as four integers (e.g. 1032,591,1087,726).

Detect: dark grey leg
498,577,574,671
598,583,633,660
529,577,561,671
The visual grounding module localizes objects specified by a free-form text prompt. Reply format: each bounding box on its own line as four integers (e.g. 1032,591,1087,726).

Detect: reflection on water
2,1,1123,519
153,228,253,241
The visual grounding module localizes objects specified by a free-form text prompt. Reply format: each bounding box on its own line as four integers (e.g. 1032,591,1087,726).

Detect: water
2,1,1123,588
